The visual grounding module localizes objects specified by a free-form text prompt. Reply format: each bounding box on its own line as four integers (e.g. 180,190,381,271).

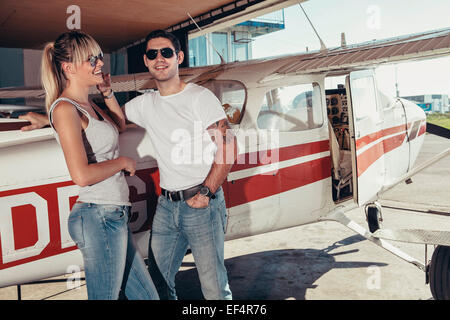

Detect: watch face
199,186,209,196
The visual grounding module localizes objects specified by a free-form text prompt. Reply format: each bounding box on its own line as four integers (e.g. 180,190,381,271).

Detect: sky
250,0,450,98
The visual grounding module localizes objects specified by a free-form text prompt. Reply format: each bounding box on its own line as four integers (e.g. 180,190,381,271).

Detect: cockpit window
200,80,246,125
257,82,323,131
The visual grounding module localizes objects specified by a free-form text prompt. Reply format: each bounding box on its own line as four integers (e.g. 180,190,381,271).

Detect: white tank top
49,97,130,206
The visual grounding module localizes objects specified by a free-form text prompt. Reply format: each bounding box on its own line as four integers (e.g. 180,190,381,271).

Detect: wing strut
378,147,450,196
322,207,426,271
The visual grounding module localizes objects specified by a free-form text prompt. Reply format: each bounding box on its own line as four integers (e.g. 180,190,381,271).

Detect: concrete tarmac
0,133,449,300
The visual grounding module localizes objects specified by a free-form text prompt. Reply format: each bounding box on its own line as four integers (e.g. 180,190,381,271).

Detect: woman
42,30,158,300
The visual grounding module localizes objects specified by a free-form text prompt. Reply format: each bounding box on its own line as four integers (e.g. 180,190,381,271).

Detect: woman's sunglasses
145,47,178,60
88,52,104,67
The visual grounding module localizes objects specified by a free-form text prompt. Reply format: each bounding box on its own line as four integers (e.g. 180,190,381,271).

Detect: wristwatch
103,89,114,99
199,185,216,199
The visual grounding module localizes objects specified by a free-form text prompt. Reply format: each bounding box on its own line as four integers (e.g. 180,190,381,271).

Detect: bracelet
103,89,114,99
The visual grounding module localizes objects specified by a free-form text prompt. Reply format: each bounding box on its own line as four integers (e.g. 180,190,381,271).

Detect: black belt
161,184,203,202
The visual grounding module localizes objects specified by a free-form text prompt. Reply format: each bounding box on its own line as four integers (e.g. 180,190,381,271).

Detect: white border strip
0,161,157,193
356,130,407,156
228,151,330,182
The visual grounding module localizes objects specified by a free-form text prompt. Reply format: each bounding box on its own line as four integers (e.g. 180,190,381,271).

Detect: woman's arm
52,101,135,187
19,74,126,132
97,73,126,132
19,112,50,131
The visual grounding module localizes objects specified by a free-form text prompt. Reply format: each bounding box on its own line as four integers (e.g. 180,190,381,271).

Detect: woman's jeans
150,187,232,300
68,202,159,300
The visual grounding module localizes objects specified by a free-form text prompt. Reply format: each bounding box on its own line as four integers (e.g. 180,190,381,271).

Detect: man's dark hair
144,29,181,53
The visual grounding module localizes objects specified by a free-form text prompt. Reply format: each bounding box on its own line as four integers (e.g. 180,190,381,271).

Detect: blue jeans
68,203,159,300
150,187,232,300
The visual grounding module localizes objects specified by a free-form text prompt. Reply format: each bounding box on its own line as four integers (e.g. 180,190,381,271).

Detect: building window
232,31,250,62
189,36,207,67
257,83,323,131
211,32,228,65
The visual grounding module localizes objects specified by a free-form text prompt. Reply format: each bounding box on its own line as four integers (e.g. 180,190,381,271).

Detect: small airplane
0,25,450,300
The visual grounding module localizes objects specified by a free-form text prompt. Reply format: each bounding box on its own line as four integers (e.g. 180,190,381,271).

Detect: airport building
188,10,285,66
402,94,449,113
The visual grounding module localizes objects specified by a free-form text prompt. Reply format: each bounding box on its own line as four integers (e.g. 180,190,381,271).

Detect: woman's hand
120,156,136,176
97,73,112,96
19,112,50,131
95,73,127,133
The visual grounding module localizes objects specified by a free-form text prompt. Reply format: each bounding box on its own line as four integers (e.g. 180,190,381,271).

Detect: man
21,30,236,300
124,30,236,300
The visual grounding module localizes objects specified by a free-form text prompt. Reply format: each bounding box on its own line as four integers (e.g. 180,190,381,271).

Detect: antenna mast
298,3,327,52
187,12,226,65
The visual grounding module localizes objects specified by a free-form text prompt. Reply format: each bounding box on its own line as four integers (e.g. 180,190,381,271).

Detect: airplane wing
1,27,449,99
273,27,450,76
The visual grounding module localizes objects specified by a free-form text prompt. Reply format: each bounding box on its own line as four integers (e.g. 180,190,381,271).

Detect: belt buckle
168,191,173,201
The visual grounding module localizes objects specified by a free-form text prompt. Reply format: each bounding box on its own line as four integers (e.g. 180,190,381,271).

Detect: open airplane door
346,70,385,205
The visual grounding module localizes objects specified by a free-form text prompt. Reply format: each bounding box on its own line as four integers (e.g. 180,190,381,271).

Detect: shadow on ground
166,234,387,300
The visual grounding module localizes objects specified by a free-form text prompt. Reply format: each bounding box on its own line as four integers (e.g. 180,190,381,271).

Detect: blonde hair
41,31,102,111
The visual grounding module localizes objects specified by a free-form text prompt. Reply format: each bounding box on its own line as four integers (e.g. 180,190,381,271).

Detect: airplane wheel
429,245,450,300
366,205,382,233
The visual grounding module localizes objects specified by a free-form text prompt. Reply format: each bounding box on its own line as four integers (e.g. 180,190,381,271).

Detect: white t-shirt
125,83,226,191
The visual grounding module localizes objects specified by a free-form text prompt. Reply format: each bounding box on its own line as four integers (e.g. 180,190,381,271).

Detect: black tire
429,245,450,300
367,206,381,233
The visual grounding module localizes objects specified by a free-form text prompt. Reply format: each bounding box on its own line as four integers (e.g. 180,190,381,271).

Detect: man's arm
204,118,237,193
186,118,238,208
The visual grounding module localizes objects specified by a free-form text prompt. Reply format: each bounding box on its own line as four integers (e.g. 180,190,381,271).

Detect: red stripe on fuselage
227,157,331,207
356,132,407,177
228,140,331,207
231,140,329,172
355,120,426,177
356,124,407,150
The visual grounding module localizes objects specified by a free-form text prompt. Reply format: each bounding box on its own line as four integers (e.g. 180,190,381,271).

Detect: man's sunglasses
145,47,178,60
88,52,104,67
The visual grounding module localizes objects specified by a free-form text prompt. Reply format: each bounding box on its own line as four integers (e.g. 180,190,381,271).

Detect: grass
426,113,450,130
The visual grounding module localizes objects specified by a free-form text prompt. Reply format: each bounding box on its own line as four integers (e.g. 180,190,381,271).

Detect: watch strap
103,89,114,99
200,185,216,199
